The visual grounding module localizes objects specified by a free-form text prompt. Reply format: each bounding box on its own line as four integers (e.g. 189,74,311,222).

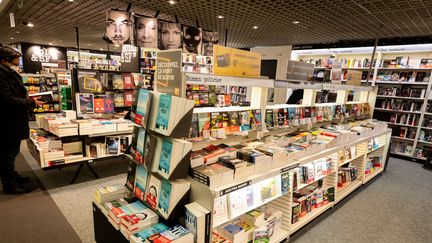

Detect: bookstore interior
0,0,432,243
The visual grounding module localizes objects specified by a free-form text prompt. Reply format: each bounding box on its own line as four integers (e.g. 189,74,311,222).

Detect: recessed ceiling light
68,0,74,2
253,26,259,29
217,15,224,19
168,0,176,5
15,31,20,34
10,37,14,40
22,21,34,27
292,21,300,24
100,48,103,51
49,42,52,45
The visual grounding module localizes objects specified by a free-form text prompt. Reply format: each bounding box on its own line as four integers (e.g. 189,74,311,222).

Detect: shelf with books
368,144,385,154
270,229,290,243
363,167,384,184
339,154,364,167
386,122,418,128
295,171,336,192
376,95,425,101
374,108,422,114
193,106,260,114
289,202,334,234
391,136,415,142
335,179,362,203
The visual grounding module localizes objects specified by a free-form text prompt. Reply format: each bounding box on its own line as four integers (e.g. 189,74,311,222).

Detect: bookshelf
291,43,432,161
22,73,61,113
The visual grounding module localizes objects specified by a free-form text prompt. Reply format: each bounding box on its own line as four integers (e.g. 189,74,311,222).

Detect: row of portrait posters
104,10,219,56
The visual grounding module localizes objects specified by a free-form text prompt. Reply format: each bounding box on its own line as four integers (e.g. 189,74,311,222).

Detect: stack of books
94,184,129,204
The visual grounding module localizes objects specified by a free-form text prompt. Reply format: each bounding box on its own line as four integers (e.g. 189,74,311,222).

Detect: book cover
135,89,152,127
124,90,134,107
130,223,169,242
155,94,172,131
123,73,135,89
125,161,137,192
146,175,162,210
136,128,146,163
158,179,172,215
134,165,149,202
213,195,229,227
94,98,105,113
228,111,241,132
104,97,115,113
106,136,120,155
76,93,94,114
113,75,124,89
114,92,125,107
158,139,173,175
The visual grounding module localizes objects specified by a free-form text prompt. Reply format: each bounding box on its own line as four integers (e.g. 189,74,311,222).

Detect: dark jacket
0,63,35,140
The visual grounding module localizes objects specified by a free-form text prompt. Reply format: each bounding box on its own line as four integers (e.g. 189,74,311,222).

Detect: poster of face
202,31,219,56
135,16,158,48
158,21,182,50
104,10,133,45
182,26,202,55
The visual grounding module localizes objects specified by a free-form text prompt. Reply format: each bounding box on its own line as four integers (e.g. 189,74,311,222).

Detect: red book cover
94,98,105,113
123,73,135,89
124,91,134,107
224,95,231,106
104,97,115,113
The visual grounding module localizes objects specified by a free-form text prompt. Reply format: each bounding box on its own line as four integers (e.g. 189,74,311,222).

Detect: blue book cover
160,225,190,240
156,94,172,131
136,89,150,116
158,179,172,214
132,223,169,241
136,128,146,156
134,165,149,201
288,108,296,120
158,138,173,174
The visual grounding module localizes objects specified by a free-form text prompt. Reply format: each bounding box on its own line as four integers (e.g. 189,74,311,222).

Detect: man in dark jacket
0,46,43,193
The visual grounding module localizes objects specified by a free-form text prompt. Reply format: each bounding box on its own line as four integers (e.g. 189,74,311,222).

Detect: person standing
0,46,42,193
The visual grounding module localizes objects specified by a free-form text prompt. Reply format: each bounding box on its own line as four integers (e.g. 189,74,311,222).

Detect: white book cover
185,203,206,243
212,195,229,227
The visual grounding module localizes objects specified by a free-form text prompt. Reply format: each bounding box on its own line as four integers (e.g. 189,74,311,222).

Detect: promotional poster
202,31,219,56
182,26,202,55
104,10,133,45
158,21,182,50
135,16,158,48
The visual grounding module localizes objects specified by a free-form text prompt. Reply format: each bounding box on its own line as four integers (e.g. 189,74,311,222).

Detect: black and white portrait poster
158,21,182,50
182,26,202,55
104,10,133,45
202,31,219,56
135,16,158,49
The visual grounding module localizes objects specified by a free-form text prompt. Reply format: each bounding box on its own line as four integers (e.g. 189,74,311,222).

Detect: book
134,165,149,202
156,137,192,179
213,195,229,227
109,200,147,224
28,91,54,102
76,93,94,116
124,90,134,107
104,97,115,113
121,207,158,236
185,202,211,243
157,178,191,219
113,74,124,89
106,136,120,155
101,198,129,216
94,98,105,113
153,225,193,243
126,161,138,192
146,174,162,210
130,223,169,243
133,89,153,127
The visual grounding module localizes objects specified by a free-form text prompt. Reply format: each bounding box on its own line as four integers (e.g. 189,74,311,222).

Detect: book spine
204,211,211,243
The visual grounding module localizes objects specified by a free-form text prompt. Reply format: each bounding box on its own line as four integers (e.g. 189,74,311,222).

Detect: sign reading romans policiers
120,44,140,73
213,45,261,78
155,49,184,97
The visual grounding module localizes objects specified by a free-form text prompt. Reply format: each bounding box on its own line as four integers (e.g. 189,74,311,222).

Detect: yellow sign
213,45,261,78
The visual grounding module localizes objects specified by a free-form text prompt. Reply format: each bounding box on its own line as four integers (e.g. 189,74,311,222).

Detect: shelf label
219,180,251,196
280,163,299,173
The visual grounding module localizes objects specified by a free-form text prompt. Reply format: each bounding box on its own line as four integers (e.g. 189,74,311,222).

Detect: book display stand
291,44,432,162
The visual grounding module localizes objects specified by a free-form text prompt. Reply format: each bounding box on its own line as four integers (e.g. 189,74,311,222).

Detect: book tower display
291,43,432,161
93,55,391,242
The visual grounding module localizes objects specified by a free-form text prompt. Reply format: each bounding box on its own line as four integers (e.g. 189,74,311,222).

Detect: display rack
22,73,61,113
291,44,432,161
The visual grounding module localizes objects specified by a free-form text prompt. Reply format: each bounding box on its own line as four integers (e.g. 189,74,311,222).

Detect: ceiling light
68,0,74,2
217,15,224,19
253,26,258,29
10,37,14,40
49,42,52,45
15,31,20,34
168,0,176,5
114,44,120,47
22,21,34,27
100,48,103,51
292,21,300,24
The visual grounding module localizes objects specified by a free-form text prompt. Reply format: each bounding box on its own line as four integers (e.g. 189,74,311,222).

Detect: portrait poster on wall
135,16,158,49
104,10,134,45
158,21,182,50
182,26,202,55
202,31,219,56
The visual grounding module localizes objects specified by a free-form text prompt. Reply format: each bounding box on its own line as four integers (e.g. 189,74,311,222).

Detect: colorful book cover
156,94,172,131
132,223,169,242
240,111,251,131
198,113,211,136
123,73,135,89
265,109,274,128
228,111,241,132
114,92,125,107
146,176,161,210
113,74,124,89
104,97,115,113
158,179,172,214
135,89,152,123
159,139,173,175
134,165,149,201
136,128,146,162
124,90,134,107
78,93,94,113
189,114,200,138
94,98,105,113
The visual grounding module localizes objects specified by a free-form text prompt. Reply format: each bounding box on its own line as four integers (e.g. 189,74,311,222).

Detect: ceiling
0,0,431,51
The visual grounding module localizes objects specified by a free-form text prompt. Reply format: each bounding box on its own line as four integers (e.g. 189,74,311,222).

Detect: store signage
213,45,261,78
21,43,67,73
219,180,252,196
155,49,183,97
292,44,432,56
286,60,314,81
185,72,274,88
120,44,140,73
